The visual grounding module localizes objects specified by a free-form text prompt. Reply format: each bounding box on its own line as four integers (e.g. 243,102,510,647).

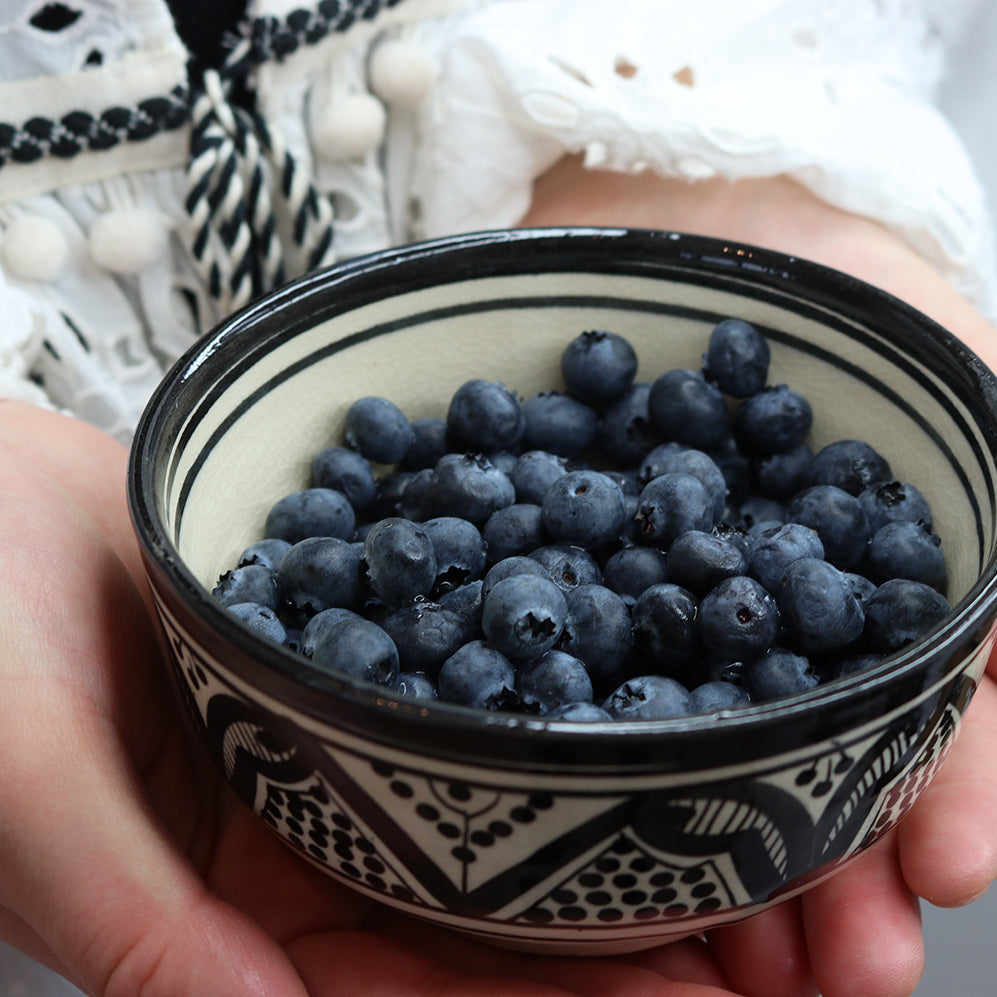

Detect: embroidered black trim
0,83,189,169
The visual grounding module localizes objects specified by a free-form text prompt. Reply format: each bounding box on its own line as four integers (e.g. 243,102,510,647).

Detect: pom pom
88,208,169,274
1,215,69,282
311,92,387,161
369,39,437,107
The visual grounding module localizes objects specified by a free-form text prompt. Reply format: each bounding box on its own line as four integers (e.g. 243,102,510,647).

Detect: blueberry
378,601,469,676
361,517,437,606
392,671,439,700
264,487,356,543
734,385,813,454
482,555,555,599
226,602,288,644
558,584,633,682
541,469,627,548
707,434,753,507
421,516,487,594
306,615,400,686
648,369,728,450
865,521,946,588
859,480,934,532
862,578,951,652
369,470,415,520
436,579,484,633
427,452,515,525
481,573,568,660
528,544,603,592
299,606,366,657
635,472,715,547
596,383,661,465
402,416,450,471
236,538,292,571
746,521,824,593
396,467,435,522
510,450,570,505
689,680,752,714
446,379,524,453
753,443,814,501
602,546,670,605
809,439,892,496
482,503,546,562
545,701,614,722
667,530,747,596
776,557,865,653
631,583,701,678
277,536,364,614
643,447,727,522
787,485,870,569
310,445,378,510
517,649,594,714
844,571,878,605
602,675,694,721
828,652,884,681
561,329,638,406
213,563,280,609
437,640,519,710
744,647,818,701
738,497,786,531
344,396,414,464
703,318,771,397
521,390,598,457
699,575,780,663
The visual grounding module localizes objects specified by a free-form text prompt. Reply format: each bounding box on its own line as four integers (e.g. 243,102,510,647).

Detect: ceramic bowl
127,227,997,955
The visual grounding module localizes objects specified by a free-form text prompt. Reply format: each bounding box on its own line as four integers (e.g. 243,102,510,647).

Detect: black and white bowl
127,228,997,955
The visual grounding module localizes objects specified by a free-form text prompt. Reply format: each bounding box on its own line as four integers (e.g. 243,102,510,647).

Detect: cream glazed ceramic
128,228,997,954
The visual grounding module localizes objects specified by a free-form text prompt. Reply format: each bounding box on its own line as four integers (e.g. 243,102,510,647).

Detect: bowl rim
128,226,997,770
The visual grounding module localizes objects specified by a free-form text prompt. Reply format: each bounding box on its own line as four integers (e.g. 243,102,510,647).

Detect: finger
706,898,817,997
801,833,923,997
626,935,730,990
897,677,997,907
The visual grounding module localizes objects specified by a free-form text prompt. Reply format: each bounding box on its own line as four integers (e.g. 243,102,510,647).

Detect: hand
524,157,997,997
0,400,821,997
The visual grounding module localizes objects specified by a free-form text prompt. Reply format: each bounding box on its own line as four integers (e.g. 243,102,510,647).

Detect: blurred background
1,3,995,994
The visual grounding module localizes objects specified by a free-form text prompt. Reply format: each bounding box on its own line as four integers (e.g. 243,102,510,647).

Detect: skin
0,162,994,996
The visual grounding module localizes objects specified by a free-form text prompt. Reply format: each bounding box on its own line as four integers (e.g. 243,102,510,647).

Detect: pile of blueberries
213,320,951,722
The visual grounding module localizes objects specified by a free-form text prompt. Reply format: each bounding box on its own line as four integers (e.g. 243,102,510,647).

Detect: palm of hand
0,401,993,997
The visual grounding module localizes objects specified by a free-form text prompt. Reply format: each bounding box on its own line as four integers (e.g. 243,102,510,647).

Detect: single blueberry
859,480,934,532
277,536,364,614
437,640,519,710
809,439,892,496
236,538,292,572
541,469,627,548
558,583,633,682
427,452,516,525
708,434,753,507
689,680,752,714
446,378,524,453
642,447,727,522
865,521,946,588
631,583,701,679
862,578,951,653
746,521,824,593
436,579,484,634
667,529,747,596
560,329,638,406
299,607,366,658
596,383,661,466
213,563,280,609
602,546,670,605
744,647,818,701
753,443,814,501
698,575,780,663
520,390,598,457
482,555,555,600
636,472,715,547
528,544,603,592
648,368,729,450
264,487,356,543
361,517,437,606
378,601,469,676
481,573,568,660
545,701,614,722
776,557,865,653
392,671,440,700
421,516,488,594
733,385,813,455
226,602,289,644
703,317,771,397
517,649,594,715
343,396,414,464
307,615,400,687
482,503,546,562
310,445,378,510
602,674,694,721
402,416,450,471
786,485,870,569
510,450,570,505
397,467,436,521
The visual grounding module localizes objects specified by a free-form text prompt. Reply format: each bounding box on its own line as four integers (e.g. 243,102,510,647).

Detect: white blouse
0,0,992,442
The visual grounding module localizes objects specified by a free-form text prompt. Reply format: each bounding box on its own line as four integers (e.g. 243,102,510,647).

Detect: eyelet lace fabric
0,0,993,443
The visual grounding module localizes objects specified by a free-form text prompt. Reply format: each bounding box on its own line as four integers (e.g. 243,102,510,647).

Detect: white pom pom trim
1,215,70,282
311,92,387,161
369,39,437,107
88,208,170,275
